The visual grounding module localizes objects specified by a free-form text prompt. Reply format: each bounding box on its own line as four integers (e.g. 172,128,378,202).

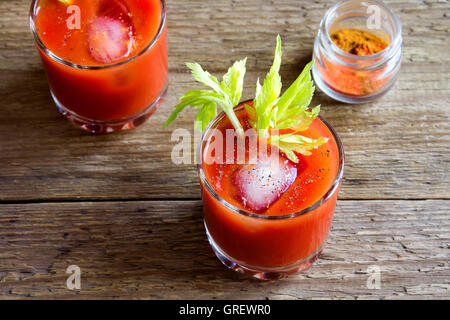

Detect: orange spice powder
330,29,389,56
315,28,391,96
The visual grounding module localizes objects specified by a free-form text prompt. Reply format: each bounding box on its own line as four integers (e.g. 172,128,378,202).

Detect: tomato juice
30,0,168,132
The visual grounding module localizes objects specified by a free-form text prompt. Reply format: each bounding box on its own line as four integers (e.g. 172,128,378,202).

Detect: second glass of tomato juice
166,36,344,280
29,0,168,133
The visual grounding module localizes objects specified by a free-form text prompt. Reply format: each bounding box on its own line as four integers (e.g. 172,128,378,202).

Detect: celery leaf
251,35,283,137
270,134,329,163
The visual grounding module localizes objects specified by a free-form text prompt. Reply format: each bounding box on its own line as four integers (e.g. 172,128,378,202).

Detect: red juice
30,0,168,132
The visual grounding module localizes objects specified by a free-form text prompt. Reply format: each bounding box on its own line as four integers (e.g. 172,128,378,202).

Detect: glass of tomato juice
29,0,168,133
198,102,345,280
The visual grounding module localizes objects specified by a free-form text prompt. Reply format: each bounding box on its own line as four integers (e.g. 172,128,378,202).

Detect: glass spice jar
312,0,402,104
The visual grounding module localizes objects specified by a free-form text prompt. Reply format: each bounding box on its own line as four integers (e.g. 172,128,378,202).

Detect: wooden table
0,0,449,299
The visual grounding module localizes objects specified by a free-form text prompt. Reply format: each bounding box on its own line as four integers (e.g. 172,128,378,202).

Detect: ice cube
234,155,297,212
88,0,134,64
88,16,133,64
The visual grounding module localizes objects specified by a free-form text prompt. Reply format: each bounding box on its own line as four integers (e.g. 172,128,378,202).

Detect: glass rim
29,0,167,70
322,0,402,62
197,100,345,221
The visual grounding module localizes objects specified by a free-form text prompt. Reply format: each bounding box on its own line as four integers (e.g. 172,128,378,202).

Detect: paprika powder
312,0,402,104
330,29,389,56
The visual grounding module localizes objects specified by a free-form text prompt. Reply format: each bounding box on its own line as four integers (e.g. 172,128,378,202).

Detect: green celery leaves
246,36,327,162
165,59,247,136
165,36,328,163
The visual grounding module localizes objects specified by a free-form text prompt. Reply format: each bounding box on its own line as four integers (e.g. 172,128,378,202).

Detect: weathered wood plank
1,1,449,71
0,200,448,299
0,66,449,201
0,0,449,201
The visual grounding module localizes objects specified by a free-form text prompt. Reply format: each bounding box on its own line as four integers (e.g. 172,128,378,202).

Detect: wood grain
0,0,449,300
0,200,448,299
0,0,449,201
